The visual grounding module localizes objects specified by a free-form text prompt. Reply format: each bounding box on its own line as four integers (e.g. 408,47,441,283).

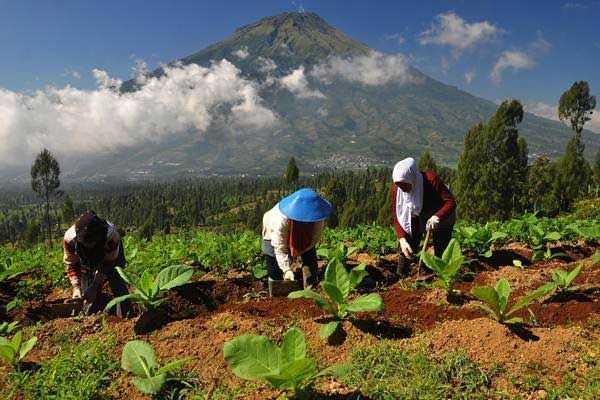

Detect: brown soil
427,318,596,380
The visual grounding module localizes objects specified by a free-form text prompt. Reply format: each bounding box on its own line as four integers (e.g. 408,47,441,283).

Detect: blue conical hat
278,188,333,222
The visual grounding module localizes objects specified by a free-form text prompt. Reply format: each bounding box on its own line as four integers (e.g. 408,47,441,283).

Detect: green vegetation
121,340,191,395
421,239,464,296
4,336,118,399
338,342,493,399
289,245,383,338
224,327,332,396
0,321,19,337
548,264,582,294
0,330,37,369
30,148,61,245
471,279,554,324
105,265,194,312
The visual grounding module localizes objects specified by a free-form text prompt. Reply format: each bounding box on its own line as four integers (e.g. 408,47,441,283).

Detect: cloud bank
525,102,600,134
490,51,536,83
279,67,324,98
311,51,418,86
419,12,502,54
0,60,277,168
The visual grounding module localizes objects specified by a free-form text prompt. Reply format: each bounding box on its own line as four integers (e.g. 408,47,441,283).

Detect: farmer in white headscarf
391,158,456,275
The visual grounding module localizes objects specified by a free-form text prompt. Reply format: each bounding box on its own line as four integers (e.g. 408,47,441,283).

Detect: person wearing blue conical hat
262,188,333,288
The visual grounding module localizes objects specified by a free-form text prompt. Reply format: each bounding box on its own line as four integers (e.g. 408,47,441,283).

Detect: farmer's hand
398,237,413,258
426,215,440,231
283,270,295,281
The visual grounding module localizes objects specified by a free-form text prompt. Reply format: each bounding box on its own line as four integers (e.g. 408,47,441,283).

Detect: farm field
1,213,599,399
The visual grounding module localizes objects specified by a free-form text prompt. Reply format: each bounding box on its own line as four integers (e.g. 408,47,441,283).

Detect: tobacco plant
0,330,37,369
121,340,191,395
471,279,554,324
224,327,336,396
548,264,582,294
289,250,383,338
421,239,465,297
105,264,193,312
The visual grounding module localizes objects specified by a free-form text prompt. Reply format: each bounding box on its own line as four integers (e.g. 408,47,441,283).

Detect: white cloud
62,68,82,80
525,102,600,133
464,71,475,84
255,57,277,73
131,59,150,85
490,51,535,83
419,12,502,54
531,32,552,54
0,60,277,168
233,47,249,59
311,51,419,86
279,67,325,99
383,33,406,45
562,2,588,10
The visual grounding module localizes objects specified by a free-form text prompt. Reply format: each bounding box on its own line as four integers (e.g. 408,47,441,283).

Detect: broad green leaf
483,249,493,258
495,279,511,313
490,231,508,242
121,340,159,377
156,357,192,374
551,270,567,286
421,252,445,275
10,330,22,351
349,263,369,289
544,232,561,242
319,321,340,339
138,270,155,295
288,289,334,315
592,251,600,266
441,239,461,265
0,345,15,364
19,336,37,360
223,334,282,381
105,293,141,312
321,282,345,306
503,317,524,325
115,267,134,286
507,283,555,316
281,328,306,363
132,374,167,394
265,358,316,390
156,265,193,291
471,286,500,315
512,260,523,268
346,293,384,313
324,260,351,298
565,264,582,287
472,303,500,321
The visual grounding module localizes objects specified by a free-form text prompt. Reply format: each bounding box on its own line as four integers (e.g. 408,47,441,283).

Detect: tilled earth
2,242,599,399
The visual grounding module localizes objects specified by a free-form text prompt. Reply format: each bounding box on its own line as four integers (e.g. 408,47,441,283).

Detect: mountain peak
179,11,369,73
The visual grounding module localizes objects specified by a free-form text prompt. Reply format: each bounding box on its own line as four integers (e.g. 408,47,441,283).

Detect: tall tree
31,149,61,245
284,157,299,185
528,154,558,214
455,100,528,221
553,81,596,210
417,150,438,172
62,195,75,226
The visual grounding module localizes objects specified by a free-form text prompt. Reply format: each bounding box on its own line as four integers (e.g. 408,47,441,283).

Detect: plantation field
1,213,599,399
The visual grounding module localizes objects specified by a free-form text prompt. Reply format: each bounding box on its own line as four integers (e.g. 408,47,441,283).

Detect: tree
62,195,75,226
284,157,299,185
455,100,528,221
528,154,558,214
417,150,438,172
558,81,597,136
31,149,61,245
553,81,596,211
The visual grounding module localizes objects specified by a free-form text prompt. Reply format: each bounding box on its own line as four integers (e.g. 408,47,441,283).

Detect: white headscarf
392,158,424,236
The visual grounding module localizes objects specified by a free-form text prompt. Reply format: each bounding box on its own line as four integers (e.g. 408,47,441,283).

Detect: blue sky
1,0,598,107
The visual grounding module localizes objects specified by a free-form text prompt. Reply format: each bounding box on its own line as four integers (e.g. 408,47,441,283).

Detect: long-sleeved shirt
63,222,121,272
392,170,456,239
261,205,324,273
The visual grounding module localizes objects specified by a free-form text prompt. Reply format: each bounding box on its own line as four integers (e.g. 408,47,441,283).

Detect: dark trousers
399,213,455,275
87,242,131,317
265,247,319,286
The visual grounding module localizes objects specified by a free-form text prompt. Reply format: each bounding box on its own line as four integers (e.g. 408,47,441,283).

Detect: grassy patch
3,335,118,400
338,341,495,399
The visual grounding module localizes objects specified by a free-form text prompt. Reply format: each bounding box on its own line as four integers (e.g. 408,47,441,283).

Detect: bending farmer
63,211,131,317
262,188,333,288
392,158,456,274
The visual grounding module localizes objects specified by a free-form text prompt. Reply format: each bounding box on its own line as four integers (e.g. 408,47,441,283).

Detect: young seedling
421,239,464,297
471,278,554,325
121,340,191,395
549,264,582,294
0,321,19,337
0,330,37,369
105,265,193,312
289,257,383,339
224,327,335,396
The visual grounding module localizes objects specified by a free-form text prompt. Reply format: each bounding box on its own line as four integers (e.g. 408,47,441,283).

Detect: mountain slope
73,12,599,180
